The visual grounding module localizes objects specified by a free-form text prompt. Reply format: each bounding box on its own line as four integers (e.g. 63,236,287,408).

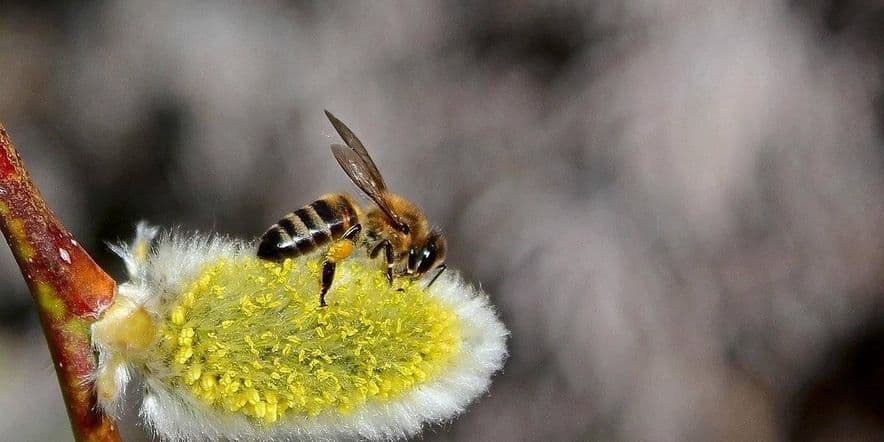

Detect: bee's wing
331,143,408,231
325,110,387,190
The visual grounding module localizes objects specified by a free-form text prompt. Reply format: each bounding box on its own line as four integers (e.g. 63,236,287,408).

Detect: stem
0,124,121,441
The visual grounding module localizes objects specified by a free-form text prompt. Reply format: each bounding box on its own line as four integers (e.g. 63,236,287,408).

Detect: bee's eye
408,248,419,272
416,243,437,275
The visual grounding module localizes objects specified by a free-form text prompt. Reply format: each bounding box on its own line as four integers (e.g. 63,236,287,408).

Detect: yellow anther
200,373,216,390
367,380,380,396
202,389,217,403
225,381,240,394
175,347,193,364
265,402,278,423
185,365,202,385
253,401,267,418
413,367,427,381
223,396,243,412
178,327,194,346
157,255,461,422
246,388,260,405
171,306,186,325
180,292,194,308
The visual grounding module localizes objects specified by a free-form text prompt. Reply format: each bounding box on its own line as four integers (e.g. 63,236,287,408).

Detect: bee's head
407,228,446,277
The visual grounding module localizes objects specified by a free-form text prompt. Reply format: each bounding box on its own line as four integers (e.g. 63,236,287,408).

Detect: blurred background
1,1,883,441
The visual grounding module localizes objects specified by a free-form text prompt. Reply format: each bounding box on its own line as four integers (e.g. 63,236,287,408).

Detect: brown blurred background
1,1,883,441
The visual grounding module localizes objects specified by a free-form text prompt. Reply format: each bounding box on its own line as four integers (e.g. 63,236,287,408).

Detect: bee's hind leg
319,261,335,307
319,224,362,307
369,240,395,285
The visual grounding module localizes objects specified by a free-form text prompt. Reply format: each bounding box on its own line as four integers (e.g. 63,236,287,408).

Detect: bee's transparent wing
331,144,407,231
325,110,387,190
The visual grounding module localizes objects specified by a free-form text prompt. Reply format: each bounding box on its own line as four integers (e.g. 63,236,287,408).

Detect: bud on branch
0,123,121,442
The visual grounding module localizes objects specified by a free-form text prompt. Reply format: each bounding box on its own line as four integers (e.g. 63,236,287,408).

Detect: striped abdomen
257,193,361,261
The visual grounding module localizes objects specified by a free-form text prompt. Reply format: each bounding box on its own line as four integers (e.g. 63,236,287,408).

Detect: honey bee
257,111,447,306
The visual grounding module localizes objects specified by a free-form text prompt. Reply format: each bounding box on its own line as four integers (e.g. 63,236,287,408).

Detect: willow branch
0,124,121,441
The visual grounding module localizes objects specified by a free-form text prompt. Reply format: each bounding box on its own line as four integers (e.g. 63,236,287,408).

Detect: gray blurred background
1,1,883,441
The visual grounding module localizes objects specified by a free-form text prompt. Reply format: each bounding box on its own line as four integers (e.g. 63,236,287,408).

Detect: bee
257,111,447,306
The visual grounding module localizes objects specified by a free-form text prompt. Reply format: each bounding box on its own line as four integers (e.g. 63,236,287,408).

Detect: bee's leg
318,224,362,307
342,223,362,242
426,264,447,287
369,240,395,285
369,240,385,259
319,261,336,307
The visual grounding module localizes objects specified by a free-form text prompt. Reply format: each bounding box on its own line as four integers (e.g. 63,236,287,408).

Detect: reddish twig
0,123,121,441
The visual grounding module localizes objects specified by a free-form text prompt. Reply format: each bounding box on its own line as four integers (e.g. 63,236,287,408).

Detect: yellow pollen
150,255,461,425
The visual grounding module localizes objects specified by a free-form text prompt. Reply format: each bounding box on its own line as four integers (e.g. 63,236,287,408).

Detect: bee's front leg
369,240,395,285
427,264,447,287
319,224,362,307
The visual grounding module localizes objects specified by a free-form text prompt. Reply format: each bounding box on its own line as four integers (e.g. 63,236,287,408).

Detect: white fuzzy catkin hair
103,226,509,441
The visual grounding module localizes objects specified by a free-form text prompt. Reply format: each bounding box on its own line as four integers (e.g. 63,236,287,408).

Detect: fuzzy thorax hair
90,225,508,441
